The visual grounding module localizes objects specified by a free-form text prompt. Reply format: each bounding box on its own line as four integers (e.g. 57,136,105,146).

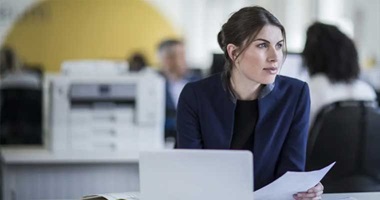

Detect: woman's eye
276,43,283,49
257,43,268,48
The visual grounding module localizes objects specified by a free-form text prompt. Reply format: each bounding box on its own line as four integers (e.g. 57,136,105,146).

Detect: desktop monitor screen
280,53,309,82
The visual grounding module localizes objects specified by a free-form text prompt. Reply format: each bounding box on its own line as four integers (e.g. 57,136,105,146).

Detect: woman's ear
227,44,238,62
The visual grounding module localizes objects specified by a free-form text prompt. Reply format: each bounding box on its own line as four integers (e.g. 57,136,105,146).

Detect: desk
3,148,380,200
1,147,140,200
44,192,380,200
81,192,380,200
323,192,380,200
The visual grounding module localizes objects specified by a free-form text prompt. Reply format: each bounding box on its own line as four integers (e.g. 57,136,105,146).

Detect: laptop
139,149,254,200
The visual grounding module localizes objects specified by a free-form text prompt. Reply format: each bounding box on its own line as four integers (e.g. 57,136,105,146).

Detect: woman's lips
263,67,278,74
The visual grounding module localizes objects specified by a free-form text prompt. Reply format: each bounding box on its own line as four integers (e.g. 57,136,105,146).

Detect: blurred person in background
0,46,41,84
128,52,148,72
157,39,201,143
0,46,17,77
302,22,377,125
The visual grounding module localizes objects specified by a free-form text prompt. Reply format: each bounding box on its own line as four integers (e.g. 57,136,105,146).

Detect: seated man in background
157,39,201,144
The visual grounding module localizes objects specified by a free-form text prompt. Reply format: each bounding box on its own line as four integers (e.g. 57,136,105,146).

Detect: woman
302,22,377,125
177,6,323,200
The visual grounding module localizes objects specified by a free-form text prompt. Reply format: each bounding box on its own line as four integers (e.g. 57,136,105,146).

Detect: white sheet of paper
82,192,139,200
254,162,335,200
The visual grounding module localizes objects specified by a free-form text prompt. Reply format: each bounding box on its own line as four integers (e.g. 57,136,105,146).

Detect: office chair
377,91,380,109
209,53,225,76
307,100,380,193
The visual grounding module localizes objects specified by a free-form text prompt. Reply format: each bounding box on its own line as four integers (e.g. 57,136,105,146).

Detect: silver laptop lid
139,149,254,200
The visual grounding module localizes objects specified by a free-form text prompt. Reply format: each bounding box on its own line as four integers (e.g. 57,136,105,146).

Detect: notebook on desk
139,149,254,200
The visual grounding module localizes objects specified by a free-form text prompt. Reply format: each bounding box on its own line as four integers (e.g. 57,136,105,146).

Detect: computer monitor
209,53,226,76
280,53,309,82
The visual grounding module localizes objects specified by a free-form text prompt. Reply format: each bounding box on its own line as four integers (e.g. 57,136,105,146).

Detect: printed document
254,162,335,200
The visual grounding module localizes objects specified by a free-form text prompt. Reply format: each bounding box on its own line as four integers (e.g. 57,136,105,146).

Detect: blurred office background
0,0,379,199
0,0,378,72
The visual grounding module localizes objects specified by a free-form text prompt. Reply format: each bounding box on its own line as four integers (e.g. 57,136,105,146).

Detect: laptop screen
139,150,254,200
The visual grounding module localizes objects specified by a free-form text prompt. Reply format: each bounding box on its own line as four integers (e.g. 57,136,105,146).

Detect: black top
230,99,259,151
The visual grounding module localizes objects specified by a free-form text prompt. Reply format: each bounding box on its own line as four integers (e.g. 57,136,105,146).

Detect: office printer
46,60,165,152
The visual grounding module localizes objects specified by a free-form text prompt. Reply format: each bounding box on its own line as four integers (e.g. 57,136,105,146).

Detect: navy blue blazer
176,73,310,190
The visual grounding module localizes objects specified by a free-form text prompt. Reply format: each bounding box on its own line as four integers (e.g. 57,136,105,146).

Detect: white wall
316,0,380,69
352,0,380,69
0,0,36,45
282,0,316,53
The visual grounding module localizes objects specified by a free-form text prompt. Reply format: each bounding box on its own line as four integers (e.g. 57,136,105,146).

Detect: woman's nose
267,46,279,63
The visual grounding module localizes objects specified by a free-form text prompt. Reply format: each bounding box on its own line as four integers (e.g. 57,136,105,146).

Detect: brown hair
217,6,287,74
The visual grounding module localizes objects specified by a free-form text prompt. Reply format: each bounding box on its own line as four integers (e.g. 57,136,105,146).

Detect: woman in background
302,22,377,125
177,6,323,200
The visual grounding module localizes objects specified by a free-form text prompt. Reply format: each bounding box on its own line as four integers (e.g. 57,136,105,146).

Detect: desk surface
323,192,380,200
79,192,380,200
0,147,139,164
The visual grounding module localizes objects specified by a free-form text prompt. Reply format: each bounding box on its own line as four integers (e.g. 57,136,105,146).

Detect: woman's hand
293,182,324,200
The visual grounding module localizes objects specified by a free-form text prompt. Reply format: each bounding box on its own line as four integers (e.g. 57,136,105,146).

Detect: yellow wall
3,0,178,72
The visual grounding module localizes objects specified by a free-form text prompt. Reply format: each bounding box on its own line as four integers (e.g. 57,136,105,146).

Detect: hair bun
217,30,226,50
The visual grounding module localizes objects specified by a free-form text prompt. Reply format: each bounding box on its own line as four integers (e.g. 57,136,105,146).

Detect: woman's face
232,25,284,85
162,43,187,77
